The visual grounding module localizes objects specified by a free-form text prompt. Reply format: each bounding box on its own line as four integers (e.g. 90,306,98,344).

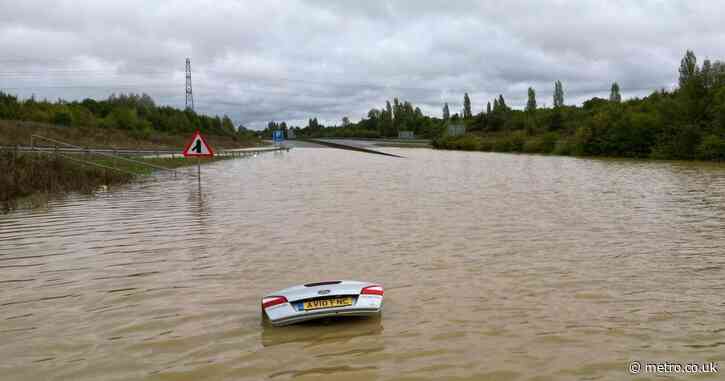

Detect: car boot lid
263,280,379,303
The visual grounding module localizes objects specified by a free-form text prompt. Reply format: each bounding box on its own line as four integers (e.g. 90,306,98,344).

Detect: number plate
303,297,353,310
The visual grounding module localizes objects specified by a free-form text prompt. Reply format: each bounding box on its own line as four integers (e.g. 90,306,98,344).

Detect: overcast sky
1,1,723,129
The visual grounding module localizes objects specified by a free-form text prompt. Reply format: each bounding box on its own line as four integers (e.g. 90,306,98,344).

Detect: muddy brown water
1,147,725,380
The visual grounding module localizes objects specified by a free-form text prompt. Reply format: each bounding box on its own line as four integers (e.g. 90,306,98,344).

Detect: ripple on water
1,149,724,380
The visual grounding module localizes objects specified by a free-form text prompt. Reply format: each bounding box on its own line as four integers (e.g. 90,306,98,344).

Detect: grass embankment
0,119,262,149
0,119,252,212
0,151,228,212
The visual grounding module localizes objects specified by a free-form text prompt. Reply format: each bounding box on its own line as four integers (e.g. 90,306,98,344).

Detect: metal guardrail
2,136,291,178
28,135,178,176
0,145,179,157
1,144,290,158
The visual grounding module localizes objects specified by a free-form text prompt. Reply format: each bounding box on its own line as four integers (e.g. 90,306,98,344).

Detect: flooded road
2,148,725,380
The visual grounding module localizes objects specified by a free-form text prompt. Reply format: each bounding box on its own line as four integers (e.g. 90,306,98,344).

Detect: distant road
283,138,431,149
287,138,404,157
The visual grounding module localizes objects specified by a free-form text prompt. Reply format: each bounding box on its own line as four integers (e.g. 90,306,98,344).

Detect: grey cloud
1,0,723,129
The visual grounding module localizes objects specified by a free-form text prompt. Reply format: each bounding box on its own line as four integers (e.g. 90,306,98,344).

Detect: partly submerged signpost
183,129,214,186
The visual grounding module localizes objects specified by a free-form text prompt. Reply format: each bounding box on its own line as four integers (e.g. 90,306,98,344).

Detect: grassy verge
433,130,725,161
0,119,262,149
0,151,228,213
89,155,231,175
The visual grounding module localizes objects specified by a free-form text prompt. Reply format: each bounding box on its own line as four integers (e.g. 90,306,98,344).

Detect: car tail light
361,285,384,296
262,296,288,309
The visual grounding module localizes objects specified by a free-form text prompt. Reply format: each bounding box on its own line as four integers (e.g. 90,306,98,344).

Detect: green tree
526,87,537,112
222,115,235,133
609,82,622,103
553,80,564,108
110,107,139,130
497,94,507,111
701,59,713,89
442,102,450,120
53,109,73,126
463,93,472,119
679,50,698,88
392,98,400,131
384,101,393,136
486,101,491,114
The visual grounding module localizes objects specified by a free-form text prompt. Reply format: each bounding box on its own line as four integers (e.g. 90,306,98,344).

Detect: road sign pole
197,157,201,187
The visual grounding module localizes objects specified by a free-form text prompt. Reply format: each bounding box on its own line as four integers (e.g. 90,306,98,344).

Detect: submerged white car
261,280,384,326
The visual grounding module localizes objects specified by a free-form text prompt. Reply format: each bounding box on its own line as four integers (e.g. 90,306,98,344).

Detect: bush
672,124,702,159
696,135,725,160
553,138,575,155
522,132,559,154
110,107,139,130
493,131,526,152
456,135,481,150
432,135,480,150
53,110,73,126
130,120,153,140
522,137,545,153
570,127,593,155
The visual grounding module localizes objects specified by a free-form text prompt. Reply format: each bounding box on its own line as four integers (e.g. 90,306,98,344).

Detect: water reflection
261,315,383,347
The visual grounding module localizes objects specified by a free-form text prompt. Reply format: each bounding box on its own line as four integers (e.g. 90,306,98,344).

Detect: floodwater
2,147,725,380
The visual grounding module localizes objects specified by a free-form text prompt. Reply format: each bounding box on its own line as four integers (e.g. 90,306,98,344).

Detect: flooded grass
0,150,228,212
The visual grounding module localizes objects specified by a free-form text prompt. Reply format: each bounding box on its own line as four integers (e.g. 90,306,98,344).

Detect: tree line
266,50,724,160
261,98,445,139
0,92,253,140
434,50,725,160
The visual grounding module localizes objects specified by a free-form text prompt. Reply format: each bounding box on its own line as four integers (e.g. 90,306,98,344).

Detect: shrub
522,137,545,153
493,131,526,152
696,135,725,160
553,138,575,155
455,135,481,150
432,135,480,150
53,110,73,126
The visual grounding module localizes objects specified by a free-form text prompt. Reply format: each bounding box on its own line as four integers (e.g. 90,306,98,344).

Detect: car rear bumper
264,294,383,326
268,307,381,326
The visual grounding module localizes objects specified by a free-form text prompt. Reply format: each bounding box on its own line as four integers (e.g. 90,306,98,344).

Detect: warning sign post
183,130,214,157
182,130,214,186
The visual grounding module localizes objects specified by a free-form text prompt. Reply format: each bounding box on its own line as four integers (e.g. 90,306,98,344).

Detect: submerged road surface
1,147,725,380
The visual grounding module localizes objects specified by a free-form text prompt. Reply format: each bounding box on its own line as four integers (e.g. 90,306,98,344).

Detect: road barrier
27,135,178,177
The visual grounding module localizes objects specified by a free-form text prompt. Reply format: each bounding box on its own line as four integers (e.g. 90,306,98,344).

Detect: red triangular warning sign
182,130,215,157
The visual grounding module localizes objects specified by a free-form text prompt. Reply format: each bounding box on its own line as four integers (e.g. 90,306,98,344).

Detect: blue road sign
273,130,284,143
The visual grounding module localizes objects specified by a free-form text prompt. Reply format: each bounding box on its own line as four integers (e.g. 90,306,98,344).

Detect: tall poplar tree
526,87,537,112
679,50,698,88
498,94,507,110
553,80,564,108
463,93,472,119
609,82,621,103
